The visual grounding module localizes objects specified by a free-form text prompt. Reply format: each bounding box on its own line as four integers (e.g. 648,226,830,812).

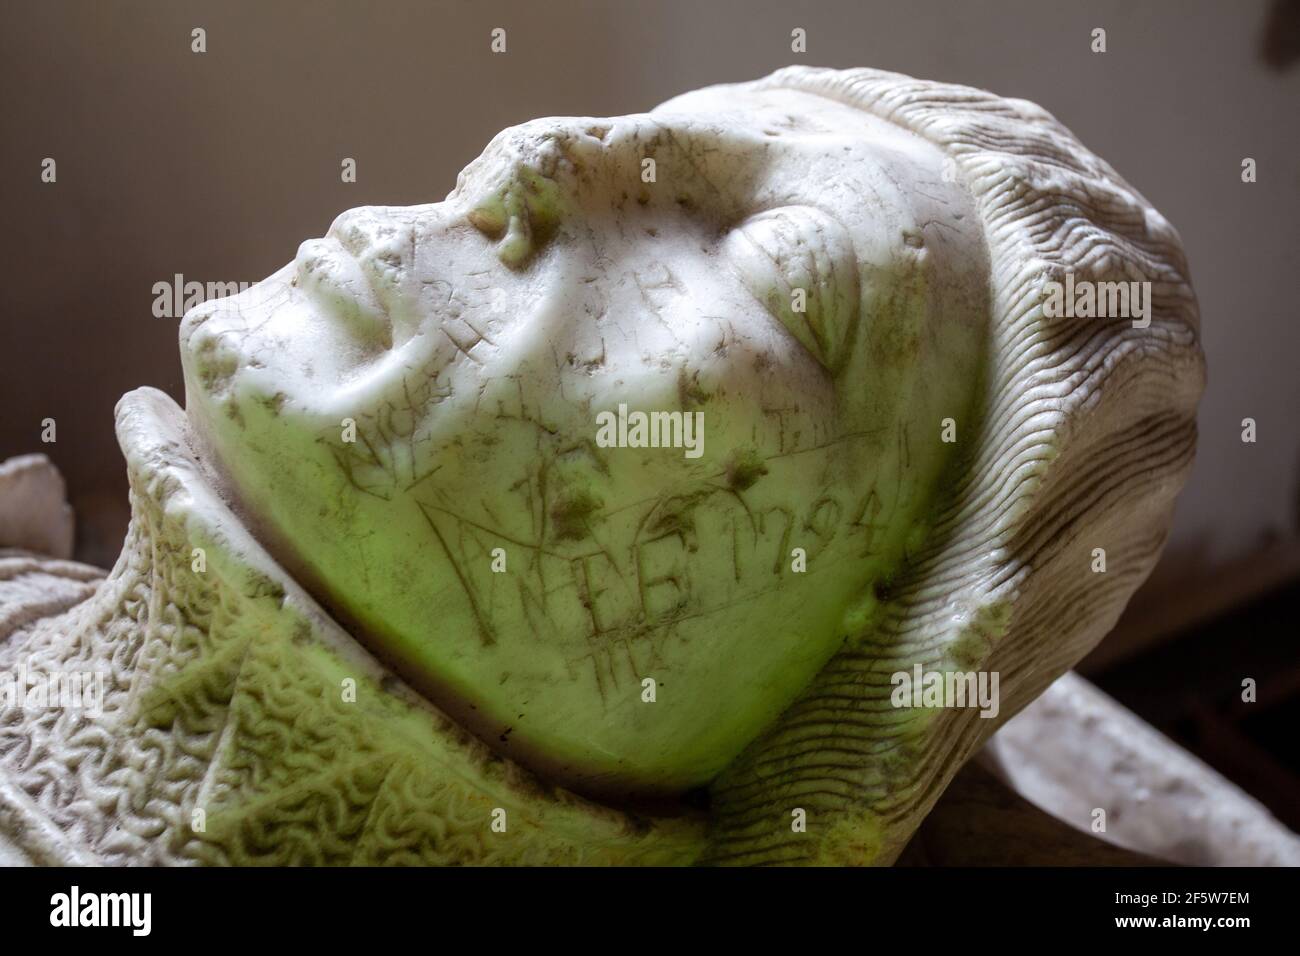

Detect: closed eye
721,205,860,372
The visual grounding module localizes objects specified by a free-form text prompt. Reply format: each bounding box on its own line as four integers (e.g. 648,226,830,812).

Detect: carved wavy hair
701,66,1205,864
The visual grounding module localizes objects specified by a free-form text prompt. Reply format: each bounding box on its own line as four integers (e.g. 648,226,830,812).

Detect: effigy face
179,85,990,796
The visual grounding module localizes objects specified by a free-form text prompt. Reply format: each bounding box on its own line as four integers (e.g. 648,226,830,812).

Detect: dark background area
1,0,1297,828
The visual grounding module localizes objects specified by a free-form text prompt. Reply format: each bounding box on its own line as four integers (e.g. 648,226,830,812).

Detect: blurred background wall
2,0,1297,822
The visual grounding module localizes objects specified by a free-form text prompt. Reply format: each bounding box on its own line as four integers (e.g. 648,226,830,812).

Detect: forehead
638,85,954,226
633,84,962,252
650,84,935,159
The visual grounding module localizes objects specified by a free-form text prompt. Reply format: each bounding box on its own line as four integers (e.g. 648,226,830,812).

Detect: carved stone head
178,67,1202,859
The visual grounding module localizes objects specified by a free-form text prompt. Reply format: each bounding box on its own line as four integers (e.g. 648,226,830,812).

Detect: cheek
542,266,846,487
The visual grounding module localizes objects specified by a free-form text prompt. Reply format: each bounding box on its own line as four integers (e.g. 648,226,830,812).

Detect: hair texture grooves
700,66,1205,865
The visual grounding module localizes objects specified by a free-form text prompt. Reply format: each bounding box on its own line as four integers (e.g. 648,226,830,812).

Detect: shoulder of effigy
0,548,105,648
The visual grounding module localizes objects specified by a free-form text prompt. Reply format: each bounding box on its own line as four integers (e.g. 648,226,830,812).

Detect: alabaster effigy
0,67,1212,865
